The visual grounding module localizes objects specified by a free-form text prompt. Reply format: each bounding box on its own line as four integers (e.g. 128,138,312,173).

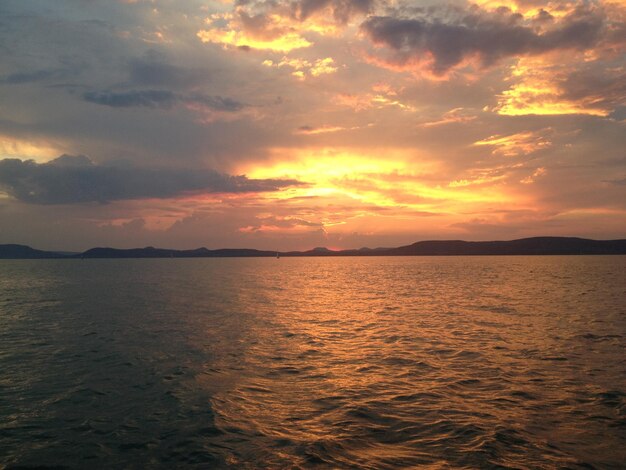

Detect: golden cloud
262,56,338,79
474,129,553,157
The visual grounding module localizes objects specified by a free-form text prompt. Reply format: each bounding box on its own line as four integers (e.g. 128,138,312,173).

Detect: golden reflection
189,255,625,467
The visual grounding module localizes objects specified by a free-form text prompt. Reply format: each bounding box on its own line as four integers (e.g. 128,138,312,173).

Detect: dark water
1,256,625,469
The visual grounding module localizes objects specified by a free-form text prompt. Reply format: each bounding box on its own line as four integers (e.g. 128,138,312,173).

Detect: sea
1,256,624,469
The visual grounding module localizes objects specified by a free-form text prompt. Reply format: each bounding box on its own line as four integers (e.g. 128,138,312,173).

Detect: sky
0,0,624,251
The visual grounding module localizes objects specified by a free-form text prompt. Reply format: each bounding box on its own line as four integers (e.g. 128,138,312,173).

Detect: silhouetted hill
1,237,625,259
78,246,278,258
385,237,626,256
0,244,67,259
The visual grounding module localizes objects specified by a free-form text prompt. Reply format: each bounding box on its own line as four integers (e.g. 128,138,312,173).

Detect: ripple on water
0,256,624,468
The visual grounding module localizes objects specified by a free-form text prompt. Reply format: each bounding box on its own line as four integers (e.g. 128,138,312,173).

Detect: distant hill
1,237,625,259
385,237,626,256
79,247,278,258
0,244,66,259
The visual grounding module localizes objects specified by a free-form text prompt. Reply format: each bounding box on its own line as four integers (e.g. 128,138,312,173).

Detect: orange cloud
520,167,548,184
419,108,478,127
197,0,359,52
262,56,338,79
474,129,553,157
335,85,414,111
493,57,615,116
198,27,311,52
198,9,313,52
294,125,352,135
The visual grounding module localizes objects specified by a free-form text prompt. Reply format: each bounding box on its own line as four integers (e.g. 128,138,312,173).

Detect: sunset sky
0,0,624,250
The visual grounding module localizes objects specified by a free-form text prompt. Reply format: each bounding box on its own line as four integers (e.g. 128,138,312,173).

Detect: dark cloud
82,90,245,112
604,177,626,186
233,0,376,26
186,93,246,112
559,66,626,111
0,155,300,204
361,5,606,74
127,52,207,89
237,10,289,40
83,90,177,108
0,69,64,84
294,0,376,23
244,216,324,232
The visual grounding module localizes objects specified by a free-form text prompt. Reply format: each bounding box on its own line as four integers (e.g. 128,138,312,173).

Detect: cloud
126,52,207,89
233,0,376,24
293,0,377,23
604,177,626,186
361,4,607,75
334,89,413,111
82,89,245,112
559,64,626,112
184,94,246,112
0,155,301,204
493,55,625,116
197,0,375,51
418,108,477,127
238,215,324,233
198,10,313,52
520,167,547,184
294,125,349,135
83,90,177,108
473,129,553,157
0,69,65,84
263,57,338,79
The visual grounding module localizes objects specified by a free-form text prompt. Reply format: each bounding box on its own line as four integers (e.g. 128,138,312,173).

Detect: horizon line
2,235,626,258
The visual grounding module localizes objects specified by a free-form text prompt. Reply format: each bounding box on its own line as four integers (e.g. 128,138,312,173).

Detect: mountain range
1,237,625,259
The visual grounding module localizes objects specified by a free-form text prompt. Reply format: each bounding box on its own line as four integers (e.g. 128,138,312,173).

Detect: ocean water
0,256,624,469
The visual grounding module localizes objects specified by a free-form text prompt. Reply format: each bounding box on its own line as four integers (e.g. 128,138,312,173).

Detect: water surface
1,256,625,468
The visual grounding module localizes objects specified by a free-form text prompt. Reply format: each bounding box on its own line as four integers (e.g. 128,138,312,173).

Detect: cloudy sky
0,0,624,251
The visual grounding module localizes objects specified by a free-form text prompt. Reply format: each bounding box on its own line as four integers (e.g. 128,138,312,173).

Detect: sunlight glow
0,136,65,163
197,28,311,52
239,148,526,228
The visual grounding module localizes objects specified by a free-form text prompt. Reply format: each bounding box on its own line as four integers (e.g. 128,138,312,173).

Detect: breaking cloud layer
0,155,299,204
0,0,624,250
198,0,378,52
